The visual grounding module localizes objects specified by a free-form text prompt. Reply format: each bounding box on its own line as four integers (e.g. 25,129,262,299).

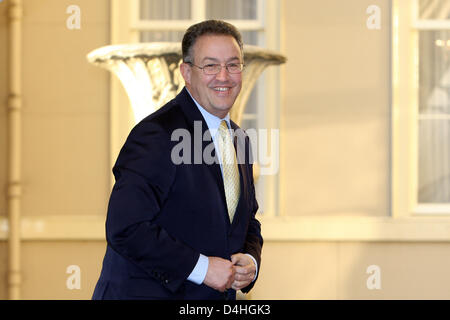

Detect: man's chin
214,99,238,111
212,105,234,116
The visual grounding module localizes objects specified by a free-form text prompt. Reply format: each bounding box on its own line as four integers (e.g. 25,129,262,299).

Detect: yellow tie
218,120,240,222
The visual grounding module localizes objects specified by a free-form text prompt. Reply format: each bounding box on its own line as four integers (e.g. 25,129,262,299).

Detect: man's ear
179,62,191,85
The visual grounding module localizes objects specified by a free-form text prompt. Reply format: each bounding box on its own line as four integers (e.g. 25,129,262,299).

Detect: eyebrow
201,56,241,63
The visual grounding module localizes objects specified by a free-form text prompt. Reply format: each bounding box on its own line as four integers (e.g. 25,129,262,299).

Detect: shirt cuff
187,254,209,285
244,253,258,281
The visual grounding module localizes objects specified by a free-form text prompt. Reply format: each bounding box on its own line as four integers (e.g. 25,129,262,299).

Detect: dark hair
182,19,243,63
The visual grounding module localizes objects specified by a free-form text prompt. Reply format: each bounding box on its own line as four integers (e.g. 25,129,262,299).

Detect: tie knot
218,120,230,141
219,120,228,131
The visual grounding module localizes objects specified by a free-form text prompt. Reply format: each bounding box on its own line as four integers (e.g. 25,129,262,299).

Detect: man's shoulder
113,97,186,172
142,99,184,128
130,92,191,138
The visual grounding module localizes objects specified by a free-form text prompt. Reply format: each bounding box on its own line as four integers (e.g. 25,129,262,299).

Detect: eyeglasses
185,62,244,75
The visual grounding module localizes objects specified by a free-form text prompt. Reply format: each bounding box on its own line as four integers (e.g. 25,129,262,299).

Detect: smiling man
92,20,263,300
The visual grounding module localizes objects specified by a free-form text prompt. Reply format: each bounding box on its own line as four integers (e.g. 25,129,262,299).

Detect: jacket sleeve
105,120,199,294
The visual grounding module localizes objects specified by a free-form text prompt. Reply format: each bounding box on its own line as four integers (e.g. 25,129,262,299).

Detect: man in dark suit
92,20,263,300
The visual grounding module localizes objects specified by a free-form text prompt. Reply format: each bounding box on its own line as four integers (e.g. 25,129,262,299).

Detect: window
393,0,450,215
414,0,450,212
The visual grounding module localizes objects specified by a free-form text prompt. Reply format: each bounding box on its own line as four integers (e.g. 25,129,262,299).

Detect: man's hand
230,253,256,291
203,256,235,292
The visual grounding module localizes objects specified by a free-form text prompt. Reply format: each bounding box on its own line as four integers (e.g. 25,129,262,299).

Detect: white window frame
110,0,281,217
131,0,265,34
393,0,450,217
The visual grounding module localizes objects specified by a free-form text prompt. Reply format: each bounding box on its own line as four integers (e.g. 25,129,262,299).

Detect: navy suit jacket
92,87,263,300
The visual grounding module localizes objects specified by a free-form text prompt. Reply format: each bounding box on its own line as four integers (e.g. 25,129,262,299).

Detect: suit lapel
176,88,252,229
230,159,246,229
176,88,229,225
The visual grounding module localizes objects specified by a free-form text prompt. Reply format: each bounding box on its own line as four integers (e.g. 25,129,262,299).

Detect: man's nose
215,65,229,81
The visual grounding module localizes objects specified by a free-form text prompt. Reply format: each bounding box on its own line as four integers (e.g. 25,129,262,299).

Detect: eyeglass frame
184,61,245,75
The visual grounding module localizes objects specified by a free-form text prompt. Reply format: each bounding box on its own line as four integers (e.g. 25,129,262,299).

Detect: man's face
181,35,243,119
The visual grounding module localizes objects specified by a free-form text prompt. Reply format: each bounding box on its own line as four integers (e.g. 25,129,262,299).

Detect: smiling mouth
213,87,231,92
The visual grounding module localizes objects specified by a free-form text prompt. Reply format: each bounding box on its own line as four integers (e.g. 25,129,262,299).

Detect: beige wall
0,243,6,299
21,0,110,217
0,0,8,220
280,0,391,217
1,0,110,299
19,0,110,299
2,0,450,300
0,0,9,301
21,241,105,300
252,241,450,299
